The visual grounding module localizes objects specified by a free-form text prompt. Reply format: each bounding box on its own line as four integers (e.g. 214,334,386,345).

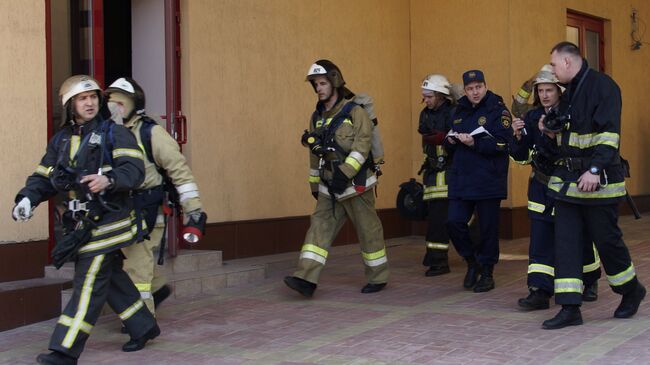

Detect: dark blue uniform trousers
447,198,500,265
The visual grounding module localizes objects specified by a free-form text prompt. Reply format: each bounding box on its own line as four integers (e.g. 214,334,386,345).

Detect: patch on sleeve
501,115,511,128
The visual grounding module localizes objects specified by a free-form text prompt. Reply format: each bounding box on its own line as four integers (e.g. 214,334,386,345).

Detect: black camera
543,108,571,133
531,148,556,175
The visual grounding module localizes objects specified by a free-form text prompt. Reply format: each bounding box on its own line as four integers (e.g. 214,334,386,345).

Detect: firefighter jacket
445,91,512,200
125,115,202,214
16,117,145,258
547,60,626,205
510,107,558,222
418,100,455,200
308,97,376,201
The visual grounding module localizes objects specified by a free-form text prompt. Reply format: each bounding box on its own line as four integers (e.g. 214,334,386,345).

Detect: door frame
45,0,185,257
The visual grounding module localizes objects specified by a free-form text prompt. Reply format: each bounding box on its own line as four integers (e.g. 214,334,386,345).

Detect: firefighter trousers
423,199,450,265
294,188,389,285
447,198,501,266
527,218,601,295
554,201,638,305
49,251,156,358
423,200,482,266
123,225,167,314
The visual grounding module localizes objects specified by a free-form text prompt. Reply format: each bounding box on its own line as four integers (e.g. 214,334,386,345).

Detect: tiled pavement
1,216,649,365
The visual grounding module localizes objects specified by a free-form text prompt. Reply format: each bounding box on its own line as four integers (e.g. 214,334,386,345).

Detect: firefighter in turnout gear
542,42,645,329
444,70,513,293
510,65,601,311
105,77,204,315
417,74,481,276
418,74,454,276
284,60,389,297
12,75,158,365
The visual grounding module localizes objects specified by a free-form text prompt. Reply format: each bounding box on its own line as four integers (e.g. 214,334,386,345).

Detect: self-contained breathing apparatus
303,101,377,194
418,143,449,176
396,178,427,220
49,120,120,268
302,100,381,217
137,116,208,264
107,76,208,262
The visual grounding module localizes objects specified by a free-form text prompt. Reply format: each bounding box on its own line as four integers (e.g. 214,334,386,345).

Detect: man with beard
283,60,389,297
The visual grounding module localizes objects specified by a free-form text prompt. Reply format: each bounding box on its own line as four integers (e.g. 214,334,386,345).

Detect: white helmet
421,74,451,95
59,75,101,106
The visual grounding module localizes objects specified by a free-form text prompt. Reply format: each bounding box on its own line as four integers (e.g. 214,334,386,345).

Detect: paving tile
0,216,649,364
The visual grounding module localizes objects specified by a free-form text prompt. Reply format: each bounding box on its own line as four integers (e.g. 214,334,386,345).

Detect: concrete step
168,262,265,298
44,262,75,280
0,277,72,331
60,261,264,306
46,249,224,282
161,249,223,274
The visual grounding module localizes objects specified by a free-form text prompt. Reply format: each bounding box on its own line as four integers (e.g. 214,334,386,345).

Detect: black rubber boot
283,276,317,298
361,283,387,294
518,287,551,310
425,264,451,277
473,264,495,293
542,305,583,329
463,257,480,289
122,324,161,352
153,284,172,308
614,283,646,318
582,281,598,302
36,351,77,365
423,250,450,277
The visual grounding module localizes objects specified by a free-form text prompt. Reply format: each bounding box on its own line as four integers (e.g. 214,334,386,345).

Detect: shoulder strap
50,129,67,149
325,101,358,134
138,116,159,164
137,116,174,189
100,119,115,166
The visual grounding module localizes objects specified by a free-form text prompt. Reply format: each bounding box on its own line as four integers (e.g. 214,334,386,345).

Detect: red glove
422,131,445,145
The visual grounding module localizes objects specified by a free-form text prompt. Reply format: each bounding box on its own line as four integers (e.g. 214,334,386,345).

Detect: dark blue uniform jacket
445,90,512,200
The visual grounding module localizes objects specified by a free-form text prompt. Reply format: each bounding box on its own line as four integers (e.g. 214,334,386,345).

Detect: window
567,11,605,72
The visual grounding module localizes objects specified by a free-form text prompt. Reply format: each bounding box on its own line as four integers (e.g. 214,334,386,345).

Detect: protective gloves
330,167,349,195
184,209,204,225
422,129,445,145
12,197,33,222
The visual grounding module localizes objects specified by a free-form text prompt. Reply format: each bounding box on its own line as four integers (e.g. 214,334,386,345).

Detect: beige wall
410,0,650,209
0,1,49,243
181,0,412,222
182,0,650,223
2,0,649,243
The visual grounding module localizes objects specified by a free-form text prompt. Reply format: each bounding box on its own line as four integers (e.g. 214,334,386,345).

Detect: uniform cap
462,69,485,86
